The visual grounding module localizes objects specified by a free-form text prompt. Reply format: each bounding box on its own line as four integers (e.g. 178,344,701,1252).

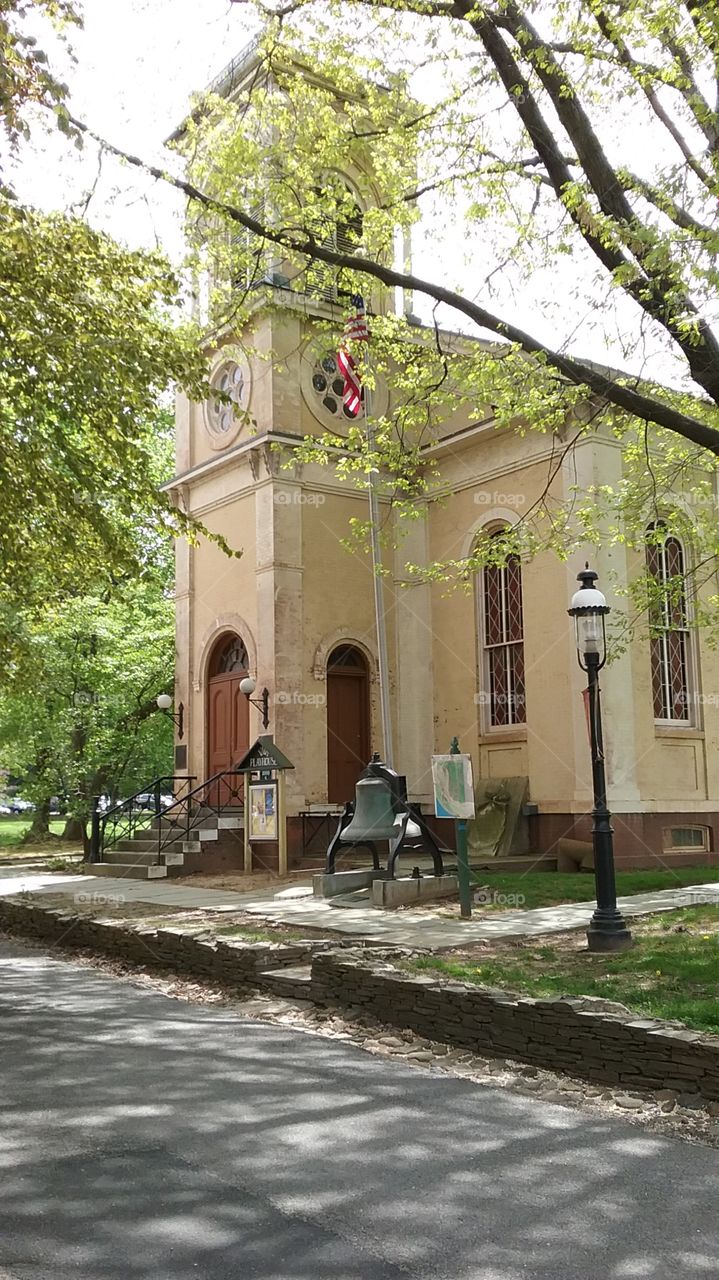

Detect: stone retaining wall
0,897,330,988
311,951,719,1100
6,895,719,1101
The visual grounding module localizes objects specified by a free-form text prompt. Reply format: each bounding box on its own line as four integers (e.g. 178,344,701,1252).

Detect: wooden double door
206,635,250,806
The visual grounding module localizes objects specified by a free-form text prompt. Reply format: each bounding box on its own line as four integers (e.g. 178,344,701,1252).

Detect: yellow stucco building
166,44,719,873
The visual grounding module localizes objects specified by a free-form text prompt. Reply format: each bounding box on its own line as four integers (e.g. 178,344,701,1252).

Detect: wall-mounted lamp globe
155,693,184,740
567,563,631,953
240,676,270,730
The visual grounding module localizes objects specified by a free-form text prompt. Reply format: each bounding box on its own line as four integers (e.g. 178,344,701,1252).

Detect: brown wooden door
326,646,370,803
206,674,249,805
206,634,250,806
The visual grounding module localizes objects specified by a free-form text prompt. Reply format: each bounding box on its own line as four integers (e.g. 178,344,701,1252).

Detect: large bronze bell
341,776,399,842
325,753,449,877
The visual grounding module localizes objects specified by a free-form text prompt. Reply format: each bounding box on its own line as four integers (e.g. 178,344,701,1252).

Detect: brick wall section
311,951,719,1100
0,898,333,989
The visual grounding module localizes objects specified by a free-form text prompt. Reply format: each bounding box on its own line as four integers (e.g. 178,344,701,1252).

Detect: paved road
0,939,717,1280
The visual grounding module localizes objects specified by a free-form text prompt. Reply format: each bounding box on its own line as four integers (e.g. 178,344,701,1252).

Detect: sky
7,0,688,384
12,0,249,255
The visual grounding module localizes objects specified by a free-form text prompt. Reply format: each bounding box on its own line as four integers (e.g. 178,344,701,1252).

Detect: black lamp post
156,693,184,740
567,564,633,953
240,676,270,730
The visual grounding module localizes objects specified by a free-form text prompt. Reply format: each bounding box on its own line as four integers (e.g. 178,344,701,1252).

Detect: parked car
0,804,11,816
8,798,34,814
132,792,175,811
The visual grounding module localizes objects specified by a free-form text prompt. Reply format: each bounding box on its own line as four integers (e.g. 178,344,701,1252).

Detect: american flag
337,293,369,417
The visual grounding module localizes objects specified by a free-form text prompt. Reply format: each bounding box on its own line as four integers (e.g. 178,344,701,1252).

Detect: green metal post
450,737,472,919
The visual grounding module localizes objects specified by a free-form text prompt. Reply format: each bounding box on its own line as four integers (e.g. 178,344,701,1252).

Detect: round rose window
311,353,364,421
209,362,246,435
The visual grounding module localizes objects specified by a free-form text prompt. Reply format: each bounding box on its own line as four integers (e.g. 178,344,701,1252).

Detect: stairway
89,808,244,879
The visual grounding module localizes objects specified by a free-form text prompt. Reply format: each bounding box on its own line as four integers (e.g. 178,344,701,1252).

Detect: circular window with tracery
204,352,251,448
310,352,365,422
209,363,245,433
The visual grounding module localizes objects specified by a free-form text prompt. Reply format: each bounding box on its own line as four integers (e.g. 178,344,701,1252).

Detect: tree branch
469,1,719,404
587,3,719,172
66,112,719,456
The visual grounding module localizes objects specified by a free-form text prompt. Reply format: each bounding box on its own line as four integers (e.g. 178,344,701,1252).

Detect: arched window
480,536,526,728
646,524,692,722
209,634,249,677
328,644,368,671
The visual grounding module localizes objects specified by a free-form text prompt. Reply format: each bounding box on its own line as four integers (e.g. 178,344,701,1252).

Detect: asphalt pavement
0,937,717,1279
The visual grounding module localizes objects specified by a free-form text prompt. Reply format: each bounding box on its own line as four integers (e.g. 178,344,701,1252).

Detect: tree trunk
62,817,85,842
22,801,51,843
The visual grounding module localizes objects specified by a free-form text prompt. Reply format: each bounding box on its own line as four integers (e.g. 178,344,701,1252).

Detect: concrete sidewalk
2,868,718,949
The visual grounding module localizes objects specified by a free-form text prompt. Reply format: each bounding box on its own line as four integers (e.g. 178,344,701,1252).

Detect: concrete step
257,965,313,1000
104,849,159,866
113,837,186,854
154,809,244,832
87,862,168,880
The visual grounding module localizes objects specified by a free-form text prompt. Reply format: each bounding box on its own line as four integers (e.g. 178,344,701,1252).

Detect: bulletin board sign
431,753,476,820
248,781,278,841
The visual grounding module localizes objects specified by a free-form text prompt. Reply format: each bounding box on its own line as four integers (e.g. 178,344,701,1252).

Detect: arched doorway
326,645,370,803
206,633,250,804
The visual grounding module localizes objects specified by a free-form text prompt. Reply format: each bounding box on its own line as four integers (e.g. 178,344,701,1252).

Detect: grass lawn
469,866,719,911
0,818,69,854
411,905,719,1033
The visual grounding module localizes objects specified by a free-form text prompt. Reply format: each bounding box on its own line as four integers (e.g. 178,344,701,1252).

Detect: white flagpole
364,370,394,767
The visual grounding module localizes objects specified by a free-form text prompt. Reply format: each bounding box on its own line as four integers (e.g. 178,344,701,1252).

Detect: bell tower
169,40,415,845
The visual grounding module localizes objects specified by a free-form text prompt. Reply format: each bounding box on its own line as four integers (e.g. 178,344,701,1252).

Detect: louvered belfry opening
304,182,364,303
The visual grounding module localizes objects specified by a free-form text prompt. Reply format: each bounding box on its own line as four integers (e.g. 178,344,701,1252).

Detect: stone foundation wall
311,951,719,1100
0,898,331,987
533,811,719,868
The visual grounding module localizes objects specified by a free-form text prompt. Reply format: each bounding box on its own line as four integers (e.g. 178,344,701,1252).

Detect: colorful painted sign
431,753,476,820
248,781,278,840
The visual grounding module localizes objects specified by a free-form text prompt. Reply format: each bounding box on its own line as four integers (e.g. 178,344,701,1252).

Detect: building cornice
161,431,303,492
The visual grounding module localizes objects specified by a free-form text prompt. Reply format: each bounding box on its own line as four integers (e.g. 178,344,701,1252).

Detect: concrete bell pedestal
371,874,459,910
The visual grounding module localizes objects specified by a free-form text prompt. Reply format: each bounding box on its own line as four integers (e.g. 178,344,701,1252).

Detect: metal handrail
90,776,196,863
156,767,245,862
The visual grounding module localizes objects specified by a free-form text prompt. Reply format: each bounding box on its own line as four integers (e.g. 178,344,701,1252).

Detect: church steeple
175,38,414,331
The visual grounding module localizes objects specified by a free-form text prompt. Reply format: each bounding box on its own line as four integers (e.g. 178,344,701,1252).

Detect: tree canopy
11,0,719,612
90,8,716,603
0,0,238,626
0,571,176,842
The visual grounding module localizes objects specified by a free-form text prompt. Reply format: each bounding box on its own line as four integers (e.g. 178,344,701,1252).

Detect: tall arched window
480,536,526,728
645,524,693,723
